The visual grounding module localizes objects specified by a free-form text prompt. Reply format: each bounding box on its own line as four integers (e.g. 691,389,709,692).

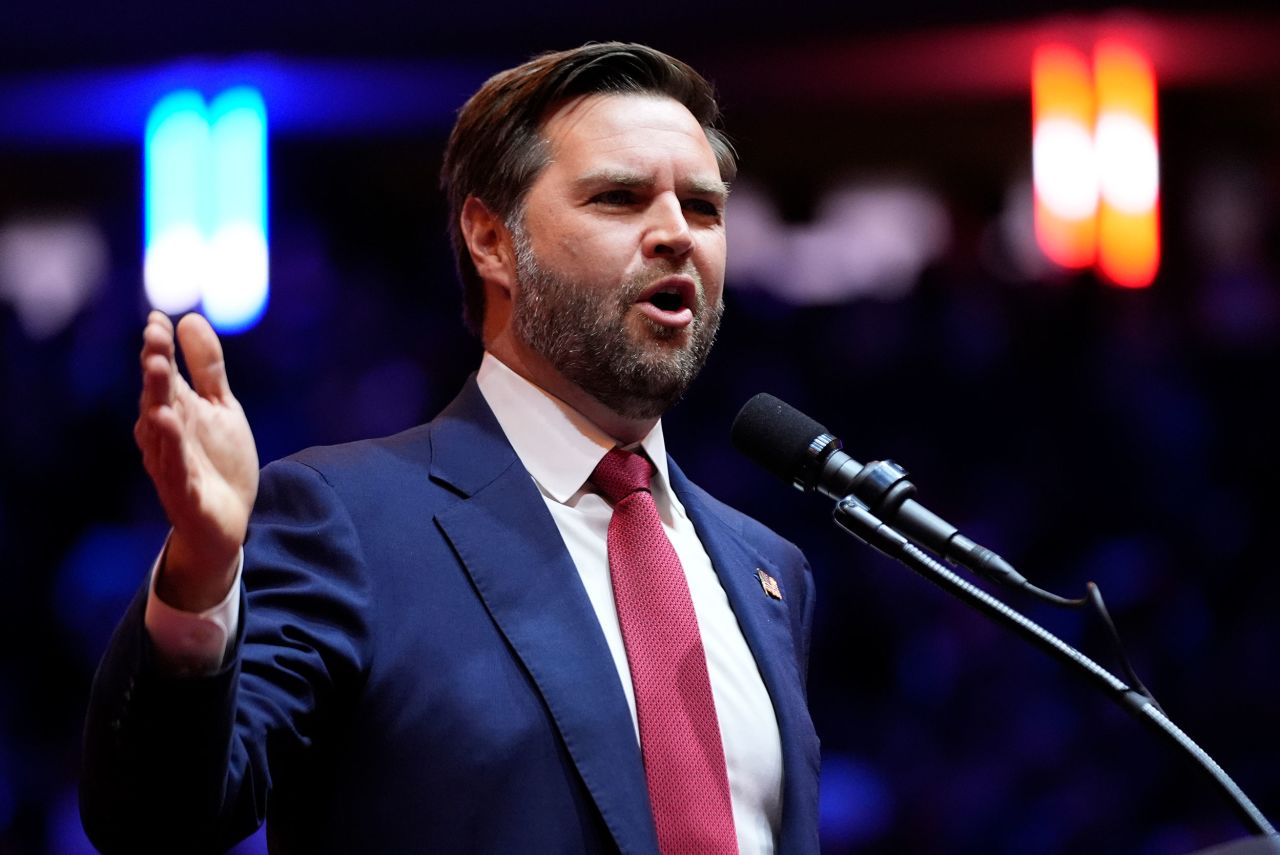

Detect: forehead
536,93,722,184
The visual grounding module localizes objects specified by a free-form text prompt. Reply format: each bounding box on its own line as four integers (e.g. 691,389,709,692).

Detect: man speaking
81,42,820,854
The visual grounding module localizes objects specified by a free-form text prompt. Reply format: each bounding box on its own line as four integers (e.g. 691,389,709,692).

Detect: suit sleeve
80,458,373,853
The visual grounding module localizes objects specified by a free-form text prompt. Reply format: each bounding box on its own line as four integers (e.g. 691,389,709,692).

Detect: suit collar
425,374,522,498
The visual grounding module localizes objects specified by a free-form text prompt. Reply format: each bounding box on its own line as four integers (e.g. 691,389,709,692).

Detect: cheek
699,236,728,284
555,220,635,265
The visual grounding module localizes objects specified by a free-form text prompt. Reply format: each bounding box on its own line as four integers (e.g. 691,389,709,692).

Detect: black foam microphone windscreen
730,393,831,486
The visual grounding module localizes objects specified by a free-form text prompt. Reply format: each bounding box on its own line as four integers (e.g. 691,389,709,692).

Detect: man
81,43,819,854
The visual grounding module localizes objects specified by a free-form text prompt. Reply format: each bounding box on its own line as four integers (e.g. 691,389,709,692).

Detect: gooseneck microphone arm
834,492,1275,838
732,393,1277,840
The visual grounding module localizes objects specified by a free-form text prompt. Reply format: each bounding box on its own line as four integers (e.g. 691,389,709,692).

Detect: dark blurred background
2,2,1279,853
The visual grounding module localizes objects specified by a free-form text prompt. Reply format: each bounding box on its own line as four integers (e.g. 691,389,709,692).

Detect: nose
642,194,694,259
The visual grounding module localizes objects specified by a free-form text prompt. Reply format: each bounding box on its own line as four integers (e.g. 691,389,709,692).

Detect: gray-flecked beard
510,225,723,420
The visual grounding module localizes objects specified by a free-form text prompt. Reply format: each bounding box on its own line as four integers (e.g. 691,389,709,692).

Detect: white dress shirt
476,354,783,854
145,352,783,853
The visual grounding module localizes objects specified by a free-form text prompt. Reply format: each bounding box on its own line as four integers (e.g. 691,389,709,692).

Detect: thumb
175,312,233,402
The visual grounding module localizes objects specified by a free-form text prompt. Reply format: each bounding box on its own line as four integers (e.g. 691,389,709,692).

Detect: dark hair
440,42,736,336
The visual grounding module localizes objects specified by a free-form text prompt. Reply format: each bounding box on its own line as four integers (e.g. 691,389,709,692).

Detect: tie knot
590,447,654,504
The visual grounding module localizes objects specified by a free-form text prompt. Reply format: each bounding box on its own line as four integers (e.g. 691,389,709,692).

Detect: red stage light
1094,40,1161,288
1031,40,1160,287
1032,44,1097,270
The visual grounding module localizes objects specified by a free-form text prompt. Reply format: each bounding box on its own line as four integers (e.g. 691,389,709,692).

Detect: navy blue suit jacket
81,378,820,854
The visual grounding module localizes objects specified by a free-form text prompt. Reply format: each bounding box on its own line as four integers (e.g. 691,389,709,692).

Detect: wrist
156,532,240,612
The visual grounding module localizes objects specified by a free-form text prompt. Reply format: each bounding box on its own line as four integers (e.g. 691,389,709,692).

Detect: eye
683,198,723,219
590,189,638,206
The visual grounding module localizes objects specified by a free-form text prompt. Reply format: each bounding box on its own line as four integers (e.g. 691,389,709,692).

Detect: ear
459,196,515,296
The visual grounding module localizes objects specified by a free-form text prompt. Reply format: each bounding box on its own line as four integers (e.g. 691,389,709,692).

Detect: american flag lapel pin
756,568,783,600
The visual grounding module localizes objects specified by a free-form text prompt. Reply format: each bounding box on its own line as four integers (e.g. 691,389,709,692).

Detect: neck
486,332,658,446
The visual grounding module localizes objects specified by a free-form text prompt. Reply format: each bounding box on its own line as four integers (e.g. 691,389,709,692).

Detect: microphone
731,393,1027,588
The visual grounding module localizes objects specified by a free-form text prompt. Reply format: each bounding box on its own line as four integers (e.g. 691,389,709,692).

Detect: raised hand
134,311,259,611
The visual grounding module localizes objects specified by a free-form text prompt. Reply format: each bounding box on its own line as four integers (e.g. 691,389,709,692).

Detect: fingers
134,397,184,476
137,312,183,464
175,313,233,402
136,311,192,467
139,311,177,412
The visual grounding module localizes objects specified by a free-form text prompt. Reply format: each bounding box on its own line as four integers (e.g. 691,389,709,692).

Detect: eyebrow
574,170,730,199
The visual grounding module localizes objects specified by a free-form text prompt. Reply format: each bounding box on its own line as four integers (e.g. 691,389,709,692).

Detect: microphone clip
844,458,917,517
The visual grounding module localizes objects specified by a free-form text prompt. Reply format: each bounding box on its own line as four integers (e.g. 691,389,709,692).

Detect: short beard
509,222,723,420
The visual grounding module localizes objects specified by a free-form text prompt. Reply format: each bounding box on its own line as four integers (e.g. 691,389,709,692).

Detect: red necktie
591,447,739,855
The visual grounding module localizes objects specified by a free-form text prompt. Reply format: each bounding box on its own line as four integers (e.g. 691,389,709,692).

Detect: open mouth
635,278,697,330
647,287,686,313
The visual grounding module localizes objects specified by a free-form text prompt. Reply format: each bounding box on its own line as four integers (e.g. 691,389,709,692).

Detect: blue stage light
143,87,268,333
205,87,269,333
144,89,207,315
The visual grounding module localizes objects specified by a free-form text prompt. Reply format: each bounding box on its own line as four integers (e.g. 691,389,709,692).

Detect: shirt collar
476,352,672,504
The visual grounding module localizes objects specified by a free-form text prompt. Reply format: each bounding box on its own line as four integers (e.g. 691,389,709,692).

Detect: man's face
509,93,728,419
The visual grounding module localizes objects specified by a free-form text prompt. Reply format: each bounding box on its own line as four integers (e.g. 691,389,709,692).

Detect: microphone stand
832,494,1278,841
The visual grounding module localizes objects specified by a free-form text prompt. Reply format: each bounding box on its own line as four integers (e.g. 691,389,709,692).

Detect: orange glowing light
1094,40,1160,288
1029,40,1160,286
1032,45,1097,270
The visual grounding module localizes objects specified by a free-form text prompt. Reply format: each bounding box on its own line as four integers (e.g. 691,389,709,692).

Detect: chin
597,389,684,422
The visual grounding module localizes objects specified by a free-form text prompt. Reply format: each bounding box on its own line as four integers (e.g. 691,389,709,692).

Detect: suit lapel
429,380,658,855
670,460,819,854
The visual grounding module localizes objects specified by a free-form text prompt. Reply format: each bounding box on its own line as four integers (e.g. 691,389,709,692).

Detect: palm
160,369,257,550
135,312,259,605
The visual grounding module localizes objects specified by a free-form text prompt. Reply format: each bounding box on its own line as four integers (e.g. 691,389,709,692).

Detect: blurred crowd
1,100,1278,854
